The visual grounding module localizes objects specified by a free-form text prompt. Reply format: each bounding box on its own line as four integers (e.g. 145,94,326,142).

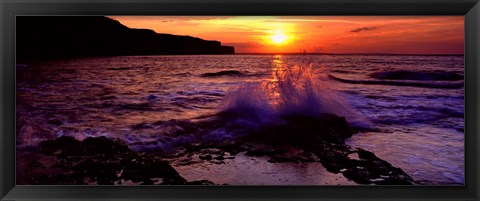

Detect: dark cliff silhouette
16,16,235,61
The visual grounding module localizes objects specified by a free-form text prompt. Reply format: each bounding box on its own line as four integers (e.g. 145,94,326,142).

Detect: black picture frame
1,0,479,200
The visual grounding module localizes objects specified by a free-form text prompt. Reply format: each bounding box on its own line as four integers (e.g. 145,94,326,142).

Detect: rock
186,180,215,185
32,111,417,185
140,179,154,185
245,148,278,157
357,149,376,160
199,155,213,160
343,167,373,184
39,136,81,155
81,136,130,155
33,136,189,185
313,146,415,185
248,114,354,147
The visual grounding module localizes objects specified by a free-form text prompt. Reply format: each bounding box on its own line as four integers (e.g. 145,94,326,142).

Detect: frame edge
1,0,480,201
465,1,480,199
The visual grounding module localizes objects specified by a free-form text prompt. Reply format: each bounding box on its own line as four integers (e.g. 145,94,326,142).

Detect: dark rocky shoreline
17,113,417,185
19,136,190,185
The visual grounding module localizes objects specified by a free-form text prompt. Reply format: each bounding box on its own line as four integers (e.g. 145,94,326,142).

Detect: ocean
16,54,464,185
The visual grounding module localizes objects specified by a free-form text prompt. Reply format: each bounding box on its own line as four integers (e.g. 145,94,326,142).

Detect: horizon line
233,52,464,56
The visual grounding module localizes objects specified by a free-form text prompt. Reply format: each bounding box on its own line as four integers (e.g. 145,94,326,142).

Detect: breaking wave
126,64,370,151
200,70,248,77
221,64,368,127
329,74,464,89
370,70,463,81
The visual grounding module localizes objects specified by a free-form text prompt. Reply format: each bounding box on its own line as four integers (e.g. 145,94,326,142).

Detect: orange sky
109,16,464,54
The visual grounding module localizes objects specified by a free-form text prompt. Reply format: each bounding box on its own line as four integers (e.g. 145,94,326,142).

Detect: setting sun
108,16,464,54
270,32,288,44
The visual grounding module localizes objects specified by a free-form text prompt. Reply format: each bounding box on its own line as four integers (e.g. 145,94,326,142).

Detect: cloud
265,19,354,23
224,42,262,49
350,26,379,33
171,16,234,21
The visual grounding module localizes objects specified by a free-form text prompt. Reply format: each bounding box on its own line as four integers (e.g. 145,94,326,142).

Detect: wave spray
221,63,368,132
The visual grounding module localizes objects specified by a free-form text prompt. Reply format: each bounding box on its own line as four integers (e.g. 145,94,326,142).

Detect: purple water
17,54,464,185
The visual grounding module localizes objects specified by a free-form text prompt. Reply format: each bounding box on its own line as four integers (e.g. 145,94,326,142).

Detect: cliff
16,16,235,61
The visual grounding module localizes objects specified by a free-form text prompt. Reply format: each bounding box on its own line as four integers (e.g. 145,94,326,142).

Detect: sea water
16,54,464,185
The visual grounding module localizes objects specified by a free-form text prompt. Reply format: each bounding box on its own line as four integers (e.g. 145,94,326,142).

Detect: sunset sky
109,16,464,54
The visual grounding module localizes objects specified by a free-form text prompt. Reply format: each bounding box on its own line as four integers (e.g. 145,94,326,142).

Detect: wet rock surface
172,113,417,185
18,136,210,185
19,113,417,185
